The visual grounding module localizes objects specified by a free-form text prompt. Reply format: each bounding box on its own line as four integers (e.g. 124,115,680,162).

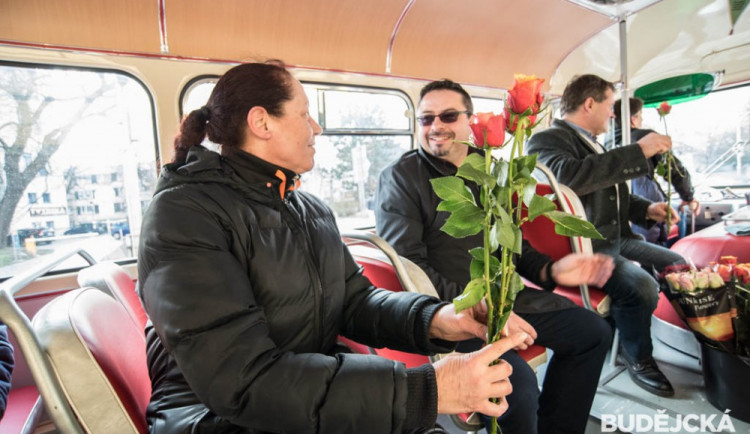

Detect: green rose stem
488,117,527,434
662,117,673,237
482,136,496,341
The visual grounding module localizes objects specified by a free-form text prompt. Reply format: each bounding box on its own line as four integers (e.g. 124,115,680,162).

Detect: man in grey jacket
527,74,686,397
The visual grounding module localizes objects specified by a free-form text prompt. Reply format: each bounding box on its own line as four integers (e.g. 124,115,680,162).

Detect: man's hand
647,202,681,225
637,132,672,158
434,333,527,416
680,199,701,216
502,312,536,350
429,301,488,342
550,253,614,288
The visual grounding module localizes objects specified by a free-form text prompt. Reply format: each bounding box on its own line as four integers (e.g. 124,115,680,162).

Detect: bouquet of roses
660,257,750,355
714,256,750,356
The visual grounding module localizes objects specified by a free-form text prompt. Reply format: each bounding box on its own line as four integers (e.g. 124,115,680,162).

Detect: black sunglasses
416,110,470,126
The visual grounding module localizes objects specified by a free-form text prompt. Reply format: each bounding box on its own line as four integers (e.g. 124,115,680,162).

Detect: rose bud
708,272,725,289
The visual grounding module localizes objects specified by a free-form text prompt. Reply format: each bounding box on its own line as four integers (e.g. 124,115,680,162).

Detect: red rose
507,74,545,116
734,264,750,284
470,113,506,147
657,101,672,117
719,256,737,265
503,107,537,133
717,264,732,282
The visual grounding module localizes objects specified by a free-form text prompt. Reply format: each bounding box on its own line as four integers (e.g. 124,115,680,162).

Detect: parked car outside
109,222,130,240
63,223,105,236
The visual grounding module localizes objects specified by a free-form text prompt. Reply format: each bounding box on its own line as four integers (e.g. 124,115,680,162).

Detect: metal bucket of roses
659,258,750,422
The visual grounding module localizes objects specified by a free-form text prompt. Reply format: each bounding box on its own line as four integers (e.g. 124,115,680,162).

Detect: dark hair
172,61,294,163
559,74,615,116
613,97,644,126
419,79,473,115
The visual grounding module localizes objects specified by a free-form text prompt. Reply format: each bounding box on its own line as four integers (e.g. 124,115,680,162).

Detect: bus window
473,96,505,114
640,85,750,192
181,80,414,230
181,78,219,115
305,85,412,230
0,63,158,278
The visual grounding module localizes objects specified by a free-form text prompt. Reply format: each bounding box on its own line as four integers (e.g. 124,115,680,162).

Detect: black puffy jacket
138,146,452,433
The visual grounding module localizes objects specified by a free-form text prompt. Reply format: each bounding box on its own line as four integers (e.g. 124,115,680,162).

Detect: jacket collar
225,149,300,200
157,145,300,201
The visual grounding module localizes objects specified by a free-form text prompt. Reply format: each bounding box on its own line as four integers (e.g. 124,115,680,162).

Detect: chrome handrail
341,231,419,295
534,162,594,311
0,248,97,434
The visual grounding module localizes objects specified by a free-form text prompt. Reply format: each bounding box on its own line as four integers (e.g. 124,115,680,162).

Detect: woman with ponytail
138,62,519,434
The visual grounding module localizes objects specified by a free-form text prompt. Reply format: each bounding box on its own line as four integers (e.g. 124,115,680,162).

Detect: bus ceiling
0,0,749,94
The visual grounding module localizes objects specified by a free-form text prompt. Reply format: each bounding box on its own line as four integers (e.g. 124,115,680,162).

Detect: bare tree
0,66,115,242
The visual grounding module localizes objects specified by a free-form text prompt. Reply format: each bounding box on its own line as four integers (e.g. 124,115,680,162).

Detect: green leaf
527,194,557,222
440,208,484,238
508,271,525,302
494,200,512,225
512,155,536,180
470,257,483,280
494,221,519,253
543,210,604,240
431,177,475,205
453,277,486,313
521,177,538,207
522,153,537,174
488,222,499,252
512,224,522,254
493,159,510,187
469,247,484,261
457,165,496,189
468,248,501,279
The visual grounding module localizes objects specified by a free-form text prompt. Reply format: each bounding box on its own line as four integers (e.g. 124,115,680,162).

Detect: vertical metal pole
619,17,631,146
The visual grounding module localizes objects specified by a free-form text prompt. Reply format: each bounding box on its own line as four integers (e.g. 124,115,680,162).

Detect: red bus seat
0,386,43,434
31,288,150,433
347,243,549,371
345,234,548,432
77,262,147,331
520,181,610,316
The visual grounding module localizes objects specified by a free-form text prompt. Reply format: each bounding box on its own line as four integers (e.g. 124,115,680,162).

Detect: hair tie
200,106,211,122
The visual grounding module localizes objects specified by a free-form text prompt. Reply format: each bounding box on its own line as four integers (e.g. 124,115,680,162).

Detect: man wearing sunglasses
375,79,614,434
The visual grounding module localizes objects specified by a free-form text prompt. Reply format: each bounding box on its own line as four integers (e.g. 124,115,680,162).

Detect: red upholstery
351,246,547,367
356,254,433,367
77,262,147,330
0,386,43,434
69,289,150,433
671,222,750,268
32,288,150,433
520,183,608,315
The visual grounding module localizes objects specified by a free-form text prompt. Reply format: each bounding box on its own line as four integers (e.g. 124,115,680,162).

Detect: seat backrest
32,287,150,433
77,262,148,330
345,233,549,432
519,181,610,315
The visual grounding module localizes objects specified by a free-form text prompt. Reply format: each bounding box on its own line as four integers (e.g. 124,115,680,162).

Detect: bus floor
438,332,750,433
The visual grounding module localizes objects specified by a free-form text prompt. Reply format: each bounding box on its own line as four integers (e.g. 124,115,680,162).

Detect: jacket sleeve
139,189,429,434
629,193,654,228
517,240,555,291
670,154,694,201
527,126,650,197
375,164,464,300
